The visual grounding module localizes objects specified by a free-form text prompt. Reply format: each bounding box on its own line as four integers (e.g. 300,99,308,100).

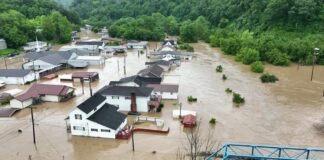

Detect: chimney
130,92,137,113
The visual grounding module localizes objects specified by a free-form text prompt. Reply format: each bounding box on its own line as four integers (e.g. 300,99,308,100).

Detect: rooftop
109,75,161,86
0,69,32,77
75,41,104,46
77,94,106,114
99,85,153,97
146,84,179,93
138,64,164,78
87,103,126,130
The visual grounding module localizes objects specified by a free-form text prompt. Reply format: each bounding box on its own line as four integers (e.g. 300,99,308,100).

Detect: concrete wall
10,98,33,109
105,95,149,112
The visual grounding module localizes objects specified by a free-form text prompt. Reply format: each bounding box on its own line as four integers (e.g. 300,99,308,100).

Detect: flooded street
1,42,324,160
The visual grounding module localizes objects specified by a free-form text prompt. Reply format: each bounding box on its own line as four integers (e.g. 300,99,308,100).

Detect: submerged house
146,84,179,100
0,69,38,85
10,84,75,109
98,85,154,112
145,60,171,71
137,64,164,78
109,75,161,87
127,40,148,49
68,94,127,139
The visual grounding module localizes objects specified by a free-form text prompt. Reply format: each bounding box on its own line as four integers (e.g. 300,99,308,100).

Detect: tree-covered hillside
70,0,324,65
0,0,80,49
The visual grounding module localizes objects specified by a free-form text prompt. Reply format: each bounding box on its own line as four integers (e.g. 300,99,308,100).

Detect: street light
311,48,320,81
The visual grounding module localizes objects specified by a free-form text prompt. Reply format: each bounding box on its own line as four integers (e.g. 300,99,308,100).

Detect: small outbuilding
0,69,38,85
72,72,99,82
182,114,196,128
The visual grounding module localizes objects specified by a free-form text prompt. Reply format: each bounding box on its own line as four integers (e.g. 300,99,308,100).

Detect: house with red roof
10,84,75,109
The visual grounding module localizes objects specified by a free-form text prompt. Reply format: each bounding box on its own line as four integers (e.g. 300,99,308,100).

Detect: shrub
159,103,164,108
233,93,245,104
265,49,290,66
225,88,232,93
260,73,279,83
156,106,162,112
179,43,194,52
250,61,264,73
187,96,198,102
222,74,227,80
140,50,144,54
240,48,260,65
209,118,216,124
106,41,120,46
216,65,223,73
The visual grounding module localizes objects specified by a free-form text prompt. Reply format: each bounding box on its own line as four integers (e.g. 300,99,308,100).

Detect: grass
0,48,19,56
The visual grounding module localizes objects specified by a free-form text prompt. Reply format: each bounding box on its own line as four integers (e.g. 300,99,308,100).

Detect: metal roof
0,69,32,77
77,94,106,114
99,85,153,97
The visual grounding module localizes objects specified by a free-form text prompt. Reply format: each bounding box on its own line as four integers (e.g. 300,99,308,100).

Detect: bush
209,118,216,124
187,96,198,102
225,88,232,93
156,106,162,112
159,103,164,108
106,41,120,46
233,93,245,104
265,49,290,66
240,48,260,65
140,50,144,54
216,65,223,73
179,43,194,52
250,61,264,73
222,74,227,80
260,73,279,83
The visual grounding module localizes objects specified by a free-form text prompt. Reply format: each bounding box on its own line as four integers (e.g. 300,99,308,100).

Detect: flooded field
1,42,324,160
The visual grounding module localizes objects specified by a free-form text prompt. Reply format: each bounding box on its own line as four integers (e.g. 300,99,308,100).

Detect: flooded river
0,42,324,160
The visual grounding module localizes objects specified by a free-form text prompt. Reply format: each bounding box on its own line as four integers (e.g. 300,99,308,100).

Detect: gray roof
138,64,164,78
146,84,179,92
75,41,104,46
77,94,106,114
109,75,161,86
24,51,74,65
99,85,153,97
145,60,171,66
0,69,32,77
87,103,126,130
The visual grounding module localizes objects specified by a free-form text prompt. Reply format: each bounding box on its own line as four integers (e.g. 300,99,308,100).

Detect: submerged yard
0,42,324,160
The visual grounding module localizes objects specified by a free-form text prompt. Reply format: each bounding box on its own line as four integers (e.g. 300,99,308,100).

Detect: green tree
250,61,264,73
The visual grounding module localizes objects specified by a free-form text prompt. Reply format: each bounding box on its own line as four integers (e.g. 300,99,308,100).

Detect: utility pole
311,48,320,81
131,130,135,152
179,103,182,119
30,107,36,144
123,55,126,77
88,75,92,96
81,79,84,94
3,57,7,69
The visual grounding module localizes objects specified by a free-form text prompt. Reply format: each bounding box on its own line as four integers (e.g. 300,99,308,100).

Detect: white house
98,85,153,112
10,84,75,109
68,94,127,139
146,84,179,100
0,39,7,50
76,56,105,65
127,40,148,49
23,51,77,70
0,69,38,85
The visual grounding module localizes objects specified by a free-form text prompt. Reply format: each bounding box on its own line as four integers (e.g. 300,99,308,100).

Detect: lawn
0,48,19,56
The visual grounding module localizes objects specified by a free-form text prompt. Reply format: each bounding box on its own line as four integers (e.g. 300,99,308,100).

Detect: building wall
118,82,139,87
127,45,146,49
87,121,117,139
0,39,7,50
152,91,178,100
23,60,56,70
105,95,149,112
69,108,89,136
10,99,33,109
41,95,60,102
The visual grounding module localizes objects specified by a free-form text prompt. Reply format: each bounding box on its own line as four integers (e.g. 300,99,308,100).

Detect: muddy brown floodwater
1,42,324,160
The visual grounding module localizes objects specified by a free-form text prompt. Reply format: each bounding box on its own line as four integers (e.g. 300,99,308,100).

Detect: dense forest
70,0,324,65
0,0,80,48
1,0,324,65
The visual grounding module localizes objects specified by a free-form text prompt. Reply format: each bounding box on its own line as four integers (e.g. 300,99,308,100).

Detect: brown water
1,42,324,160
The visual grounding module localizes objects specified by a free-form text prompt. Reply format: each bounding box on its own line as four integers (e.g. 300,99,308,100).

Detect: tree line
0,0,79,49
70,0,324,65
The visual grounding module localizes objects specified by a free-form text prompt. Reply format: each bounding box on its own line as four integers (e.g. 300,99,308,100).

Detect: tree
237,48,260,65
250,61,264,73
180,20,198,43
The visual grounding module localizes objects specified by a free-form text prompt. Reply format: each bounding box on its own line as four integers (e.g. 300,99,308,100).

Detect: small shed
72,72,99,82
182,114,196,128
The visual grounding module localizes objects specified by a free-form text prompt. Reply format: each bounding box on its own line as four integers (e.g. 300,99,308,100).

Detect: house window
91,128,98,132
75,114,82,120
170,92,173,95
112,96,119,99
73,126,85,131
101,129,111,132
125,96,131,100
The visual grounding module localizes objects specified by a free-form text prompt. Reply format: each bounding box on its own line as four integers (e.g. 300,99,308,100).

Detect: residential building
0,69,38,85
10,84,75,108
127,40,148,49
162,39,177,47
23,41,48,52
146,84,179,100
72,72,99,82
75,41,105,53
145,60,171,71
68,94,127,139
109,75,161,87
98,85,153,112
137,64,164,78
